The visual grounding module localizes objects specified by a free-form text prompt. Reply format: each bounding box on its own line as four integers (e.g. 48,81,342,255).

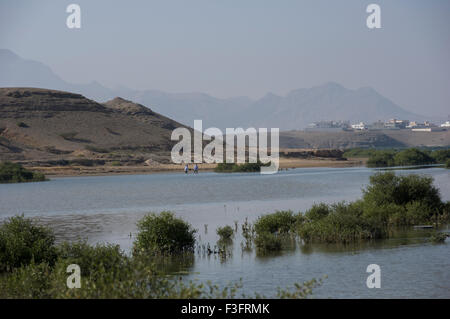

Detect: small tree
133,212,196,255
216,225,234,241
0,216,57,272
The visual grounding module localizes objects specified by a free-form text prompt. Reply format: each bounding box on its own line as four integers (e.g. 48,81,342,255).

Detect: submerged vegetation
0,162,46,183
249,172,449,248
0,214,319,299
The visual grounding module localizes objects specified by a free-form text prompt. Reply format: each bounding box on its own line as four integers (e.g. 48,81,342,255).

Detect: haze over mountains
0,49,428,130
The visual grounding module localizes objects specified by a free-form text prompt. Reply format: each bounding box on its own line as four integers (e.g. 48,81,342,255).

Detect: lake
1,166,449,298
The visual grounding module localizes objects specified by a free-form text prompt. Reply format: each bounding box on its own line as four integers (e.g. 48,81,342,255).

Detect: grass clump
0,162,46,183
216,225,234,241
133,211,196,255
0,216,57,272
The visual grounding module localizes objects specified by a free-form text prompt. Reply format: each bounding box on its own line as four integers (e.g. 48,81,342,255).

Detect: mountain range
0,48,428,130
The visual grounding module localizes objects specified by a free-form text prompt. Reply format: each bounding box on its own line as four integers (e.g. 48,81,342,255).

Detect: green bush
214,161,270,173
254,210,296,235
216,225,234,241
56,242,126,278
446,159,450,169
133,212,196,255
393,148,435,166
0,261,55,298
254,232,282,252
430,232,448,243
297,202,378,243
342,148,378,158
363,172,442,212
365,148,445,168
431,149,450,164
295,172,447,243
0,216,57,272
0,162,46,183
366,151,395,167
304,203,331,221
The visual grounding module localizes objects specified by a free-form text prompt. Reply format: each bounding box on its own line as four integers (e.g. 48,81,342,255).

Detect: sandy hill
0,88,187,164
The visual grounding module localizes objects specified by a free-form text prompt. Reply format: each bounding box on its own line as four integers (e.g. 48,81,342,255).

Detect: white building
351,122,366,130
440,121,450,127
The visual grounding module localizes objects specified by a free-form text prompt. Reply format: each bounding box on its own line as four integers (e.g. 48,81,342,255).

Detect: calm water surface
1,167,449,298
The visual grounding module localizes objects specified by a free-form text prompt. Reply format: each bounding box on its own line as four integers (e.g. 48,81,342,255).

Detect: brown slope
0,88,188,164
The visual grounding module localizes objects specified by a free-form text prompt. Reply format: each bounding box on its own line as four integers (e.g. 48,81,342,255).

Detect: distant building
386,119,409,129
351,122,366,130
440,121,450,128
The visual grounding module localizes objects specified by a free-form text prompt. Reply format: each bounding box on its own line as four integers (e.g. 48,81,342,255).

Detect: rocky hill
0,88,187,165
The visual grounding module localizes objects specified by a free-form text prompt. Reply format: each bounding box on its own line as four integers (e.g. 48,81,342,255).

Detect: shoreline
28,157,367,178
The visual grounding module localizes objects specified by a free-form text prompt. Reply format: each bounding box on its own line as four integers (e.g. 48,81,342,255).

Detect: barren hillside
0,88,187,165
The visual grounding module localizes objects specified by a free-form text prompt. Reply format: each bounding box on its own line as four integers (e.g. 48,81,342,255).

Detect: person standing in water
184,164,189,174
194,164,199,174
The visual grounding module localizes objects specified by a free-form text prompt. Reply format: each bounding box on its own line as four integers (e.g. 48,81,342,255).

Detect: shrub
0,216,57,272
446,159,450,169
254,210,296,235
297,202,377,243
56,241,127,278
16,121,28,128
133,212,196,255
363,172,442,212
431,149,450,164
216,225,234,241
254,232,282,252
0,162,46,183
393,148,435,166
304,203,331,221
430,232,448,243
214,161,270,173
366,151,396,167
0,261,54,298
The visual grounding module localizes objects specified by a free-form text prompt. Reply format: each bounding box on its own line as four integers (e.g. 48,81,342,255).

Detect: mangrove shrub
133,211,196,255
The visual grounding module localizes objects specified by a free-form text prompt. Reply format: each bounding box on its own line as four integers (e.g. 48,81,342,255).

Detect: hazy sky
1,0,449,116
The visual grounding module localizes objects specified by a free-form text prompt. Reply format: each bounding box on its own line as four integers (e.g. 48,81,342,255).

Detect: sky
0,0,449,116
